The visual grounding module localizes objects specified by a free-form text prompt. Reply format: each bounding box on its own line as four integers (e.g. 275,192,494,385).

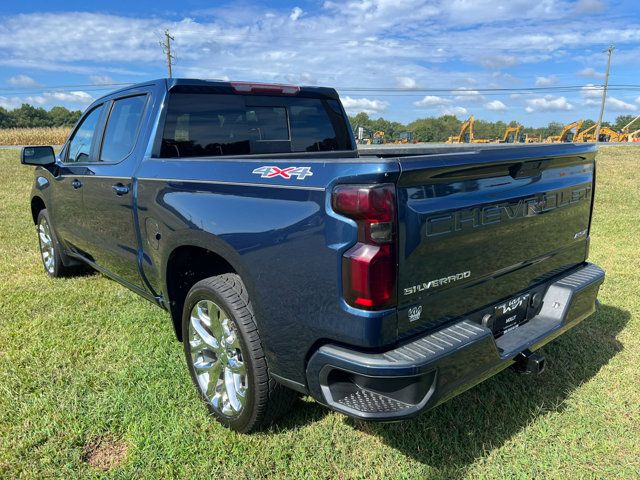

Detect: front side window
101,95,147,162
160,93,351,158
67,105,104,163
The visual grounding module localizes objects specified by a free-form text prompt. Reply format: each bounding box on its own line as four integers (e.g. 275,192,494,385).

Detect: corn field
0,128,71,146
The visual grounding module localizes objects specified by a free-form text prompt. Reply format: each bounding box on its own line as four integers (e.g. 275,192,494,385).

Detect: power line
3,83,640,96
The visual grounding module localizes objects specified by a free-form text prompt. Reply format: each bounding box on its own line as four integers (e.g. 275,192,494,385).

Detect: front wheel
182,274,296,433
36,209,74,278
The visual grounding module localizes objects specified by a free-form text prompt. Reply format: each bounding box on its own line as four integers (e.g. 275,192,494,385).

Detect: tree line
1,102,638,142
348,112,639,142
0,104,82,129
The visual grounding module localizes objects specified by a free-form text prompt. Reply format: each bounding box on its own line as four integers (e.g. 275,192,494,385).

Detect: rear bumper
306,263,605,420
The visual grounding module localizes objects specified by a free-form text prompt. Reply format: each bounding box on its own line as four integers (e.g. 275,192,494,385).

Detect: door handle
71,179,82,189
112,183,130,196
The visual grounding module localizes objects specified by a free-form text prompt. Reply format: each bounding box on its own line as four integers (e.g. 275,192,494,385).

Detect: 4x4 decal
252,166,313,180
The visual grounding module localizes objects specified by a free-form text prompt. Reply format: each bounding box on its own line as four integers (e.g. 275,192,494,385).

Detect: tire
36,209,75,278
182,273,296,433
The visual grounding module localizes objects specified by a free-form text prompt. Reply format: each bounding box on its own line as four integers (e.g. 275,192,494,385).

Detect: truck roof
100,78,340,100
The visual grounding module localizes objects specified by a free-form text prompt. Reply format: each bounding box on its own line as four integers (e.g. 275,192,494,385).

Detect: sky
1,0,640,126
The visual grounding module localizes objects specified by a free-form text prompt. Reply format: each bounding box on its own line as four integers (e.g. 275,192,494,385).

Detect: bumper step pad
336,389,411,414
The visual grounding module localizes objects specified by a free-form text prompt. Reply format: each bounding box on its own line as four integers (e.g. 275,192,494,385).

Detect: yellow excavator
500,125,525,143
576,114,640,142
596,126,628,142
446,115,492,143
575,124,597,142
544,120,583,143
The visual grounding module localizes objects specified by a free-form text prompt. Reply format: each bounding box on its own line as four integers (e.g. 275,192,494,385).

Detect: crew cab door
51,103,107,252
77,93,150,290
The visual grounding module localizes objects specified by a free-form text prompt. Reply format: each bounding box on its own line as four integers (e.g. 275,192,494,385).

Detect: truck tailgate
395,144,596,336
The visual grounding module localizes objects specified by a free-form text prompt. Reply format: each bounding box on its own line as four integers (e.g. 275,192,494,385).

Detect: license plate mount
493,293,531,336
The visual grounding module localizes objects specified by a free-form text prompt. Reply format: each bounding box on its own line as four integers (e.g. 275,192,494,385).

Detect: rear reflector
332,184,397,310
230,82,300,95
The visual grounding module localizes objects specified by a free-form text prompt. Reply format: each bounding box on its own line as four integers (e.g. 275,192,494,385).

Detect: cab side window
100,95,147,163
66,104,104,163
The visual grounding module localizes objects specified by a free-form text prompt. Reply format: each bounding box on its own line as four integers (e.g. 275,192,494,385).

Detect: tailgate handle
509,160,548,179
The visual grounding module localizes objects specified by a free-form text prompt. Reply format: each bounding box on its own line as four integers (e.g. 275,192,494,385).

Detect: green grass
0,146,638,479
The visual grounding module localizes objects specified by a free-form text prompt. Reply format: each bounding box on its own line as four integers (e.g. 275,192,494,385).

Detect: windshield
160,93,353,157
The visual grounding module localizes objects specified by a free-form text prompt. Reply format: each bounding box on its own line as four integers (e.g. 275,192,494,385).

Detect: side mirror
21,146,56,167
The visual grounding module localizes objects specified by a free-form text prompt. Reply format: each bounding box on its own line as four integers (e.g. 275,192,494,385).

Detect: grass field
0,146,638,479
0,127,71,146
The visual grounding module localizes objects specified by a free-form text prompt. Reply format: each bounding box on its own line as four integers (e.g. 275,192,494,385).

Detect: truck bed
358,142,593,158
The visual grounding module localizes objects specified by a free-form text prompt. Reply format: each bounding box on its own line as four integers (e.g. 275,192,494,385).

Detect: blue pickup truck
22,79,604,433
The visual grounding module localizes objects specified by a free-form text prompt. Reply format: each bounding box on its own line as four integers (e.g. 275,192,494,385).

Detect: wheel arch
164,243,248,341
31,196,46,224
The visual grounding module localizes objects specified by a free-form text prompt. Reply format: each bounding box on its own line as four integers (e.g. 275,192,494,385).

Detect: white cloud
7,74,40,87
0,90,93,110
47,91,93,103
454,88,483,102
442,106,468,117
606,97,637,112
578,67,605,79
89,75,115,85
525,95,574,112
341,96,389,115
396,76,416,89
485,100,507,111
535,75,558,86
290,7,303,21
414,95,450,107
581,83,602,100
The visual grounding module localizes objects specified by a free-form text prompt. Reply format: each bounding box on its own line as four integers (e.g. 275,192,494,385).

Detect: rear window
160,93,352,157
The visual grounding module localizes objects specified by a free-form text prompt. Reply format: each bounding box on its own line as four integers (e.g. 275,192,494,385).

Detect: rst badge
252,166,313,180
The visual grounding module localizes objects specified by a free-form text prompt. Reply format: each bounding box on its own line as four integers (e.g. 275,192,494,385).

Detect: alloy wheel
188,299,248,417
38,218,55,274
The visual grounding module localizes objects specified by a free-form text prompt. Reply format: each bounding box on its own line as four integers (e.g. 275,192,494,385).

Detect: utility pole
160,30,175,78
595,44,615,142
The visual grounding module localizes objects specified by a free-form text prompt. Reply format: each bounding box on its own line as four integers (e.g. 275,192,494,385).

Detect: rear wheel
36,209,74,278
182,274,296,433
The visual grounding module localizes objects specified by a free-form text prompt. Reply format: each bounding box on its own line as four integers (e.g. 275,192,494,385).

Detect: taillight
230,82,300,95
332,184,397,310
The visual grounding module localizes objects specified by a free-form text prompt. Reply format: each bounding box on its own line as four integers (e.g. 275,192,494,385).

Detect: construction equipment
596,126,627,142
394,131,414,144
500,126,525,143
372,130,385,144
575,124,597,142
620,114,640,139
446,115,474,143
523,134,541,143
544,120,583,143
446,115,492,143
355,126,373,145
577,124,631,143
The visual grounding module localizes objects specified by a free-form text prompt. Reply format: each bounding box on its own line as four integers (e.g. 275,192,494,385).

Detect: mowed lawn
0,146,638,479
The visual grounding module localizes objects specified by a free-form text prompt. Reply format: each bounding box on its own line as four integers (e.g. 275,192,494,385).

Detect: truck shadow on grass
344,304,629,471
